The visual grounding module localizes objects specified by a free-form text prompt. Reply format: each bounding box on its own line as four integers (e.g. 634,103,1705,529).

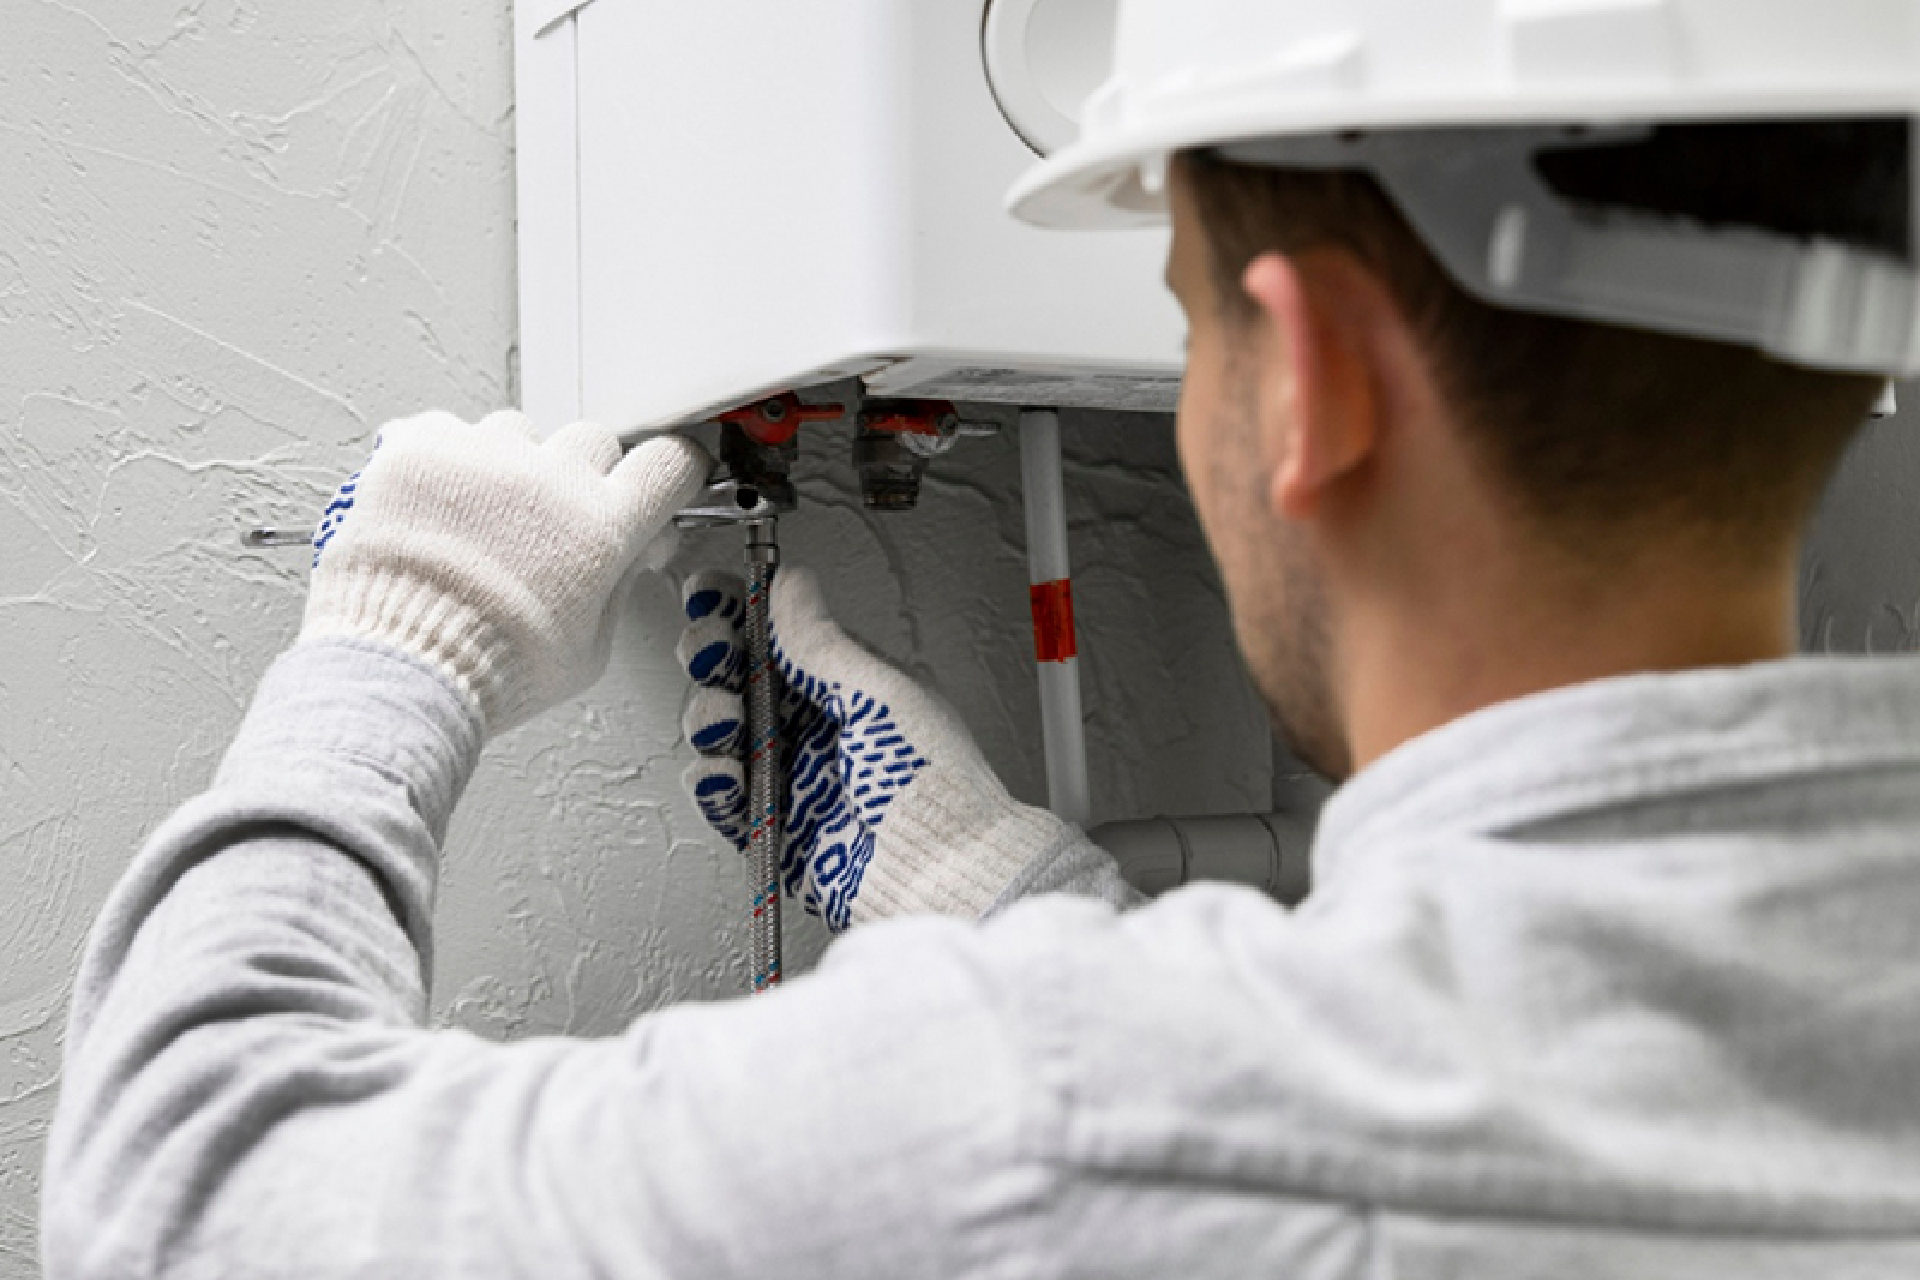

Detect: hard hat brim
1008,89,1920,231
1005,133,1179,231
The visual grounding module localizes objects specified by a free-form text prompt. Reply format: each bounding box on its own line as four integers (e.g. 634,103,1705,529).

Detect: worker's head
1164,132,1888,778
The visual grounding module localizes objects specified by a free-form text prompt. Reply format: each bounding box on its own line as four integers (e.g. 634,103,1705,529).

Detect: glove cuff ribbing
300,561,520,731
848,764,1082,925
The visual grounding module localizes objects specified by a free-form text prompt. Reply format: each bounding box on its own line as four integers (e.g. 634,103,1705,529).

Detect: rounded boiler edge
982,0,1120,158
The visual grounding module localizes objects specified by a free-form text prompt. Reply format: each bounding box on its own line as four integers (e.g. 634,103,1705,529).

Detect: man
43,2,1920,1276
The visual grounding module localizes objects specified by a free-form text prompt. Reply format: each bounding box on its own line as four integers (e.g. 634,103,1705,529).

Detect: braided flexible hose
744,520,783,994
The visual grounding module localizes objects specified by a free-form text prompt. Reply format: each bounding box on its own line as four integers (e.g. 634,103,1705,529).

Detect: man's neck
1338,546,1801,774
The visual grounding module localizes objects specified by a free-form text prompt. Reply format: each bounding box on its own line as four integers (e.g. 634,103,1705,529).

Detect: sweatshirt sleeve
41,640,1046,1280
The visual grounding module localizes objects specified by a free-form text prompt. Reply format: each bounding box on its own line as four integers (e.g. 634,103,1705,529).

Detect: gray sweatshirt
41,639,1920,1278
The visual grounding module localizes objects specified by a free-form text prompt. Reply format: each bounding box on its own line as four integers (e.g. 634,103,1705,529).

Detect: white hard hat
1007,0,1920,377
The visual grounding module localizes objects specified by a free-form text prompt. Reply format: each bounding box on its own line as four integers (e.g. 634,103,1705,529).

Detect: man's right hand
678,566,1080,931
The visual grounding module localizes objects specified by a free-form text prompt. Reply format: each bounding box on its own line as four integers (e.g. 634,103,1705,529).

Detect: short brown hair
1177,144,1885,560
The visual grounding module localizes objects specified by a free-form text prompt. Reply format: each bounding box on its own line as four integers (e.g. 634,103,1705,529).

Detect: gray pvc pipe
1089,812,1316,907
1019,408,1092,828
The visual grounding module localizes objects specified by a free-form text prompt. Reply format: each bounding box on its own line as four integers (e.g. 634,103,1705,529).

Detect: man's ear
1240,250,1381,522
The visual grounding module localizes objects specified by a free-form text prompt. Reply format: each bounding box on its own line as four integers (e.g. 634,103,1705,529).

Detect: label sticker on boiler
872,365,1183,414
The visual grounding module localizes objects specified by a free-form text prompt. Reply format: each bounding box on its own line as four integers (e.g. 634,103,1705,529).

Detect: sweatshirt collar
1312,656,1920,883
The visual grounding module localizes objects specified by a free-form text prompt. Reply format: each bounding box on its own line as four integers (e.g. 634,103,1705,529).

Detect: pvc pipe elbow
1090,812,1316,907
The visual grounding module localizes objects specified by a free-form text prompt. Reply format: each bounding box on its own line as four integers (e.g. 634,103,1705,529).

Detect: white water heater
514,0,1184,437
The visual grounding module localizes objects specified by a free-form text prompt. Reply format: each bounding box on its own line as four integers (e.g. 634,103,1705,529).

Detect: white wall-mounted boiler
514,0,1185,437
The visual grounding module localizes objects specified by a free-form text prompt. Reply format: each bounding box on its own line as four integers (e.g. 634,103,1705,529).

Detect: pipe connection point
746,517,780,566
853,398,994,511
852,429,928,511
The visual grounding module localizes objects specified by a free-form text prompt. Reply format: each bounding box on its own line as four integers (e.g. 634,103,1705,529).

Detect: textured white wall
0,4,1270,1273
7,3,1911,1275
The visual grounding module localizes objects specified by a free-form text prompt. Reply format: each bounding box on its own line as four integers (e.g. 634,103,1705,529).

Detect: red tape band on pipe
1029,580,1078,663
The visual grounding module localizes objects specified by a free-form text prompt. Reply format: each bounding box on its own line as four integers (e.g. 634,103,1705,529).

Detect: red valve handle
719,393,846,447
857,400,959,438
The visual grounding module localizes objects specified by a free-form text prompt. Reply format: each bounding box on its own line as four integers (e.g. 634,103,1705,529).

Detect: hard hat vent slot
1506,0,1679,90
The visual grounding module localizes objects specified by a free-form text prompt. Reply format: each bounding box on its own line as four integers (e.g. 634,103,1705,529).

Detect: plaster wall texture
0,3,1271,1273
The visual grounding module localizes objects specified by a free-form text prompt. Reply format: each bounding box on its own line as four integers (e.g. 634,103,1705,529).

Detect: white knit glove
678,566,1081,931
302,410,708,735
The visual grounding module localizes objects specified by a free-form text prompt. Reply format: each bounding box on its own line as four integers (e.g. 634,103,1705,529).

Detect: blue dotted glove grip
679,570,928,931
